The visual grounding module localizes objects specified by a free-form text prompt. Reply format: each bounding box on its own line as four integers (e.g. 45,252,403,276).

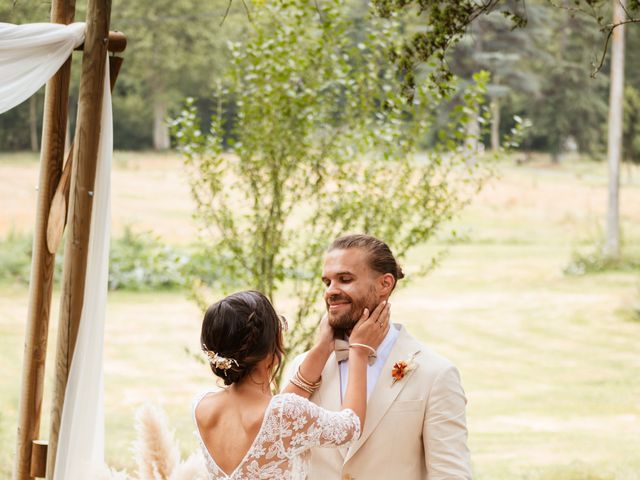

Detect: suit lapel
344,326,422,464
312,352,348,459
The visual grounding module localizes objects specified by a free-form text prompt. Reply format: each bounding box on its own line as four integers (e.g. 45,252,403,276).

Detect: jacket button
342,475,353,480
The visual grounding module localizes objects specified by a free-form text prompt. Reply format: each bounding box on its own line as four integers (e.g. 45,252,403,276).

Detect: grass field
1,152,639,479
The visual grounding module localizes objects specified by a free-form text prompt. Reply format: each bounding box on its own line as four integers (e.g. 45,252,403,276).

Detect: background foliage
173,0,497,373
1,0,640,162
1,1,639,477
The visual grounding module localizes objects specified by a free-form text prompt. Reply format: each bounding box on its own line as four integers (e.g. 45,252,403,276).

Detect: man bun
329,234,404,289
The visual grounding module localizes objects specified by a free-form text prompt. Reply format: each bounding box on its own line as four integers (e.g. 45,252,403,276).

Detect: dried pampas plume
169,453,208,480
134,403,180,479
98,403,207,480
95,465,130,480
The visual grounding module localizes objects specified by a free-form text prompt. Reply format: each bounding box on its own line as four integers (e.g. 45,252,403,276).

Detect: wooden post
30,442,48,479
46,0,112,477
13,2,76,480
46,56,124,255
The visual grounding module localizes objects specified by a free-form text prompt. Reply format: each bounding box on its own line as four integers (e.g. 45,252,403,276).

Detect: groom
286,234,472,479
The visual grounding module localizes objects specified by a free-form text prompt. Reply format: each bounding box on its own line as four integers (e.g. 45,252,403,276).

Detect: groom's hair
328,234,405,290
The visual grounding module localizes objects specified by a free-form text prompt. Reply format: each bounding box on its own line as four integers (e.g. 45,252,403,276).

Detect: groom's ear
379,273,395,296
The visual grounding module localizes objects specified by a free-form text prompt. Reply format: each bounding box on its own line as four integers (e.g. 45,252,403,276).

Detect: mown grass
0,153,639,479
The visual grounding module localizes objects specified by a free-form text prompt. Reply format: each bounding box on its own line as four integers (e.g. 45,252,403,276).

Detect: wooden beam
46,0,112,477
75,30,126,53
13,2,76,480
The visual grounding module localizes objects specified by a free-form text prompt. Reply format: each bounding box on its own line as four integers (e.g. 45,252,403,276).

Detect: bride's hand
316,313,335,351
349,300,390,352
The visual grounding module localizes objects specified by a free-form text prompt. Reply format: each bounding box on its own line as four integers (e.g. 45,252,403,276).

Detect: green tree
173,0,492,380
446,6,544,151
622,8,640,163
109,0,248,150
0,1,50,151
622,85,640,163
371,0,640,88
527,4,609,161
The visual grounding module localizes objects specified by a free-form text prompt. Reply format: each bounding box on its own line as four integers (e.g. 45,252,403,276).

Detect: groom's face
322,248,381,331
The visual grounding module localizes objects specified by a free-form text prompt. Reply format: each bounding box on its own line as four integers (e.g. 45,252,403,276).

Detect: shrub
108,226,188,291
0,227,193,291
564,248,640,276
0,230,33,284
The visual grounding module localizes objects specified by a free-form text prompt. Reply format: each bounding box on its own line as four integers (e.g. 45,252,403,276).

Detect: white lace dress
193,392,360,480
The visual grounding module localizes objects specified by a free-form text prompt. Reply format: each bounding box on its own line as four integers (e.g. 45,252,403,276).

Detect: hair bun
200,291,285,387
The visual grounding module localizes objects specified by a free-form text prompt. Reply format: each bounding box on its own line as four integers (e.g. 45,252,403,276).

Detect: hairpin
202,345,239,373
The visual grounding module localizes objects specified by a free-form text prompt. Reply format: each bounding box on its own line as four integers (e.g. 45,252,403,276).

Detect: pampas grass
96,465,131,480
169,453,208,480
134,404,180,480
99,404,207,480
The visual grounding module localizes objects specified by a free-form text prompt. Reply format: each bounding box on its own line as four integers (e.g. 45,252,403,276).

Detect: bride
193,290,390,479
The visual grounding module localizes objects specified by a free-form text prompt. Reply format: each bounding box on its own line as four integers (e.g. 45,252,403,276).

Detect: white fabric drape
53,55,111,479
0,22,111,479
0,22,85,113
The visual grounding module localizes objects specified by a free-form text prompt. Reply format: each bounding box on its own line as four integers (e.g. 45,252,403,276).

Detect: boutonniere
391,352,420,385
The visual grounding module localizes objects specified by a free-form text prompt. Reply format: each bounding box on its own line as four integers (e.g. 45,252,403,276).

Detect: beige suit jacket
286,324,472,480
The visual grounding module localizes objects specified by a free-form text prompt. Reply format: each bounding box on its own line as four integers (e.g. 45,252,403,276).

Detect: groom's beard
326,288,377,334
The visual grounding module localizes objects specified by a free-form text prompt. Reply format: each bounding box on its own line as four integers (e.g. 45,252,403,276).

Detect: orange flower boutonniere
392,361,409,381
391,352,419,385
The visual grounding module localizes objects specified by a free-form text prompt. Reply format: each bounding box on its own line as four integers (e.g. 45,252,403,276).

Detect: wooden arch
13,0,126,478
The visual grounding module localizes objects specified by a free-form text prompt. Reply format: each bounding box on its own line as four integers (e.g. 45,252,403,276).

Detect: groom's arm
423,365,472,479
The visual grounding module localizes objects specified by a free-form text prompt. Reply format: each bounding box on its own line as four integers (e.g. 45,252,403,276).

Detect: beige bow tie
334,339,377,366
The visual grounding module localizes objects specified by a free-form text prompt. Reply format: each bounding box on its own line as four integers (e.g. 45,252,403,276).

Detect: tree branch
592,17,640,76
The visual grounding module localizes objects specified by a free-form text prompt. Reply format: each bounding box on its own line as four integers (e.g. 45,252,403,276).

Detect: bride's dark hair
201,290,285,386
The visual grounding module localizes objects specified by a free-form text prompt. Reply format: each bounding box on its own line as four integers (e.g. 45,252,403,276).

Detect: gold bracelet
297,367,322,388
290,376,315,394
294,369,321,392
349,343,376,357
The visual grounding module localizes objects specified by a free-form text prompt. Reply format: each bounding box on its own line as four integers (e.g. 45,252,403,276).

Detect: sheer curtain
0,22,85,113
0,22,111,479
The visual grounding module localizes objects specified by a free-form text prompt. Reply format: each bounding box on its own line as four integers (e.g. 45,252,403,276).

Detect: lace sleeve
276,393,361,456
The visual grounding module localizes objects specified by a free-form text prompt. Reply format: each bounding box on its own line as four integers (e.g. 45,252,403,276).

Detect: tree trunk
491,98,500,151
29,94,39,152
153,97,170,150
466,113,480,153
604,0,626,259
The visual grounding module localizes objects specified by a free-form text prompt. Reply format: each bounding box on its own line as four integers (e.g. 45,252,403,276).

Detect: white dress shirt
339,323,400,401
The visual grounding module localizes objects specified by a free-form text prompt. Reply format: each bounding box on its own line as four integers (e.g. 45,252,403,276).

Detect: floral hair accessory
391,352,420,385
202,344,239,373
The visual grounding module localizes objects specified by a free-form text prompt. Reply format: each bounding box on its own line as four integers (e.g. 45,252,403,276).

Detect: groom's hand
349,300,390,352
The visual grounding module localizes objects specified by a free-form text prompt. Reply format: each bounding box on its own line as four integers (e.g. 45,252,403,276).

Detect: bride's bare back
193,391,360,480
195,390,271,475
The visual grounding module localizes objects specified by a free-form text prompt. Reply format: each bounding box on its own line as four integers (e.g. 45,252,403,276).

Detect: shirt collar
373,322,400,366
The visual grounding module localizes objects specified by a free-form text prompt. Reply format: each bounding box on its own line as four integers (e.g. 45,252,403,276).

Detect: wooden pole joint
30,441,48,478
75,30,126,53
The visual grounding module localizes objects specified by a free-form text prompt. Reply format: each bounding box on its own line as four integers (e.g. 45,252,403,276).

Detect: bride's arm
282,315,333,398
283,302,390,429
